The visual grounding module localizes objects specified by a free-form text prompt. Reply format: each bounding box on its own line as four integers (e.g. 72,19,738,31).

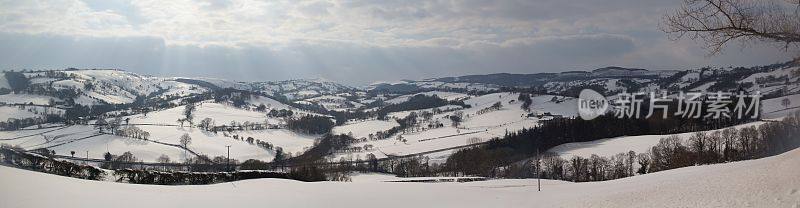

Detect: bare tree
663,0,800,55
184,103,196,126
179,133,192,162
688,131,710,164
782,97,792,110
199,118,214,131
157,154,171,163
109,117,122,134
450,111,464,127
720,127,739,161
157,154,171,171
636,153,651,174
95,118,108,133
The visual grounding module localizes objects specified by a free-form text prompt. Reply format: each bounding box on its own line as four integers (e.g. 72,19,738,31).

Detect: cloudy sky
0,0,794,85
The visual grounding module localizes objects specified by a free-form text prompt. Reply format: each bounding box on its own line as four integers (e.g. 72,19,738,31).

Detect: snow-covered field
331,93,575,161
762,93,800,119
384,91,470,104
548,93,800,158
0,124,317,162
0,105,63,121
137,125,317,160
0,125,184,162
332,120,399,139
0,106,40,121
0,75,9,89
127,102,283,126
0,94,58,105
2,147,799,208
548,122,766,158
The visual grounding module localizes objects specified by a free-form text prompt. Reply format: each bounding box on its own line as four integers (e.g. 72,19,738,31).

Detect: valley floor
2,147,799,208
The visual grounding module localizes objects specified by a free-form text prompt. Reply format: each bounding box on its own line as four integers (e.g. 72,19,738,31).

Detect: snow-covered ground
137,125,317,160
762,93,800,119
0,93,58,105
127,102,281,126
548,122,766,158
548,94,800,158
0,75,9,89
384,91,470,104
157,81,210,99
247,95,293,111
0,106,40,121
0,124,317,162
0,106,63,121
331,93,576,161
2,147,799,208
332,120,399,139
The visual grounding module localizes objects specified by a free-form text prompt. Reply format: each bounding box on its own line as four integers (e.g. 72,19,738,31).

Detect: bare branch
663,0,800,56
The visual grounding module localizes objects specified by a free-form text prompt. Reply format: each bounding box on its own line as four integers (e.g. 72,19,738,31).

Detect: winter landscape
1,0,800,208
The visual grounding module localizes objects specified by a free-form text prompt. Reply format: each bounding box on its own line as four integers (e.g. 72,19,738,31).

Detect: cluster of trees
332,143,374,154
449,111,464,127
312,111,799,180
0,145,105,180
520,114,799,182
268,109,294,117
345,112,430,145
3,71,30,93
181,154,240,172
286,115,335,134
213,88,252,108
198,118,214,130
111,165,326,184
101,151,139,169
95,117,124,134
0,115,62,130
177,103,196,127
476,102,503,115
518,93,532,111
434,106,757,177
1,140,330,184
442,111,800,181
210,120,282,133
114,126,151,140
376,94,469,119
287,134,358,164
232,135,281,152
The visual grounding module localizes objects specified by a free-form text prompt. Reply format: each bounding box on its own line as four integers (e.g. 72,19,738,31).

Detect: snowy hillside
2,146,798,208
548,121,766,158
330,92,577,162
1,62,799,185
370,61,800,96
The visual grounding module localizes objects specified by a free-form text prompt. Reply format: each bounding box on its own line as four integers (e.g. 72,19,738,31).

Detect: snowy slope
2,147,799,208
0,75,9,89
137,125,316,160
0,126,184,162
0,124,314,162
384,91,470,104
548,122,766,158
332,120,400,139
128,102,277,125
0,93,58,105
0,106,39,121
761,93,800,119
332,92,575,161
0,106,64,121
